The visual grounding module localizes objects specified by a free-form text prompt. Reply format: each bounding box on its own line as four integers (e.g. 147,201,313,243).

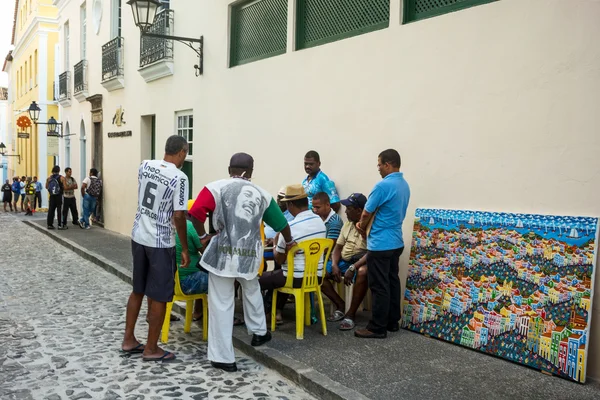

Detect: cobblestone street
0,213,315,400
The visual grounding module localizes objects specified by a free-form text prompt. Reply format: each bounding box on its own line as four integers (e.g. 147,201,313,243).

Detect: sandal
327,310,345,322
234,316,245,326
121,343,145,353
143,351,176,362
339,318,355,331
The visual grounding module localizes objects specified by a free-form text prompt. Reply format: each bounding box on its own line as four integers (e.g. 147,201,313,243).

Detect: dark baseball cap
340,193,367,209
229,152,254,169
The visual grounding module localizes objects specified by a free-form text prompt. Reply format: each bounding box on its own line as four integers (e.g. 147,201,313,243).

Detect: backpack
48,174,62,196
11,182,20,192
87,177,103,198
25,183,36,195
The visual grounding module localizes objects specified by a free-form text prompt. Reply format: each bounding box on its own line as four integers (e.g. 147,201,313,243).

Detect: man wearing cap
264,186,294,241
355,149,410,339
321,193,369,331
189,153,295,373
259,185,327,316
302,150,341,212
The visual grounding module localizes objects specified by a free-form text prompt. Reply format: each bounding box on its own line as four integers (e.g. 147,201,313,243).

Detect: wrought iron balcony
102,37,124,82
101,37,125,91
140,9,174,68
58,71,71,105
73,60,88,97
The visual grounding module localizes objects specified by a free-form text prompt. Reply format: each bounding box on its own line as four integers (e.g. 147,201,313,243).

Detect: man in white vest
189,153,295,372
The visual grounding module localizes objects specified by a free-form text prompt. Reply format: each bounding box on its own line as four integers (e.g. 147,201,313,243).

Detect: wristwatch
348,264,356,273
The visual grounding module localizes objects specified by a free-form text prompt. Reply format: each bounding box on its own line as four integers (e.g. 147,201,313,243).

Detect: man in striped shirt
312,192,343,240
259,185,327,319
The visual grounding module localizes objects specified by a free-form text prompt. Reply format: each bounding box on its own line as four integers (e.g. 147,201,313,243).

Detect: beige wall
57,0,600,380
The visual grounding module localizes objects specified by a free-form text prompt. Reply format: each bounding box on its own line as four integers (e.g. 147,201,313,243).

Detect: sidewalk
24,219,600,400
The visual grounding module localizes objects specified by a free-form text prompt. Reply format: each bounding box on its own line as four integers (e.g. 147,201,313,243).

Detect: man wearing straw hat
189,153,295,372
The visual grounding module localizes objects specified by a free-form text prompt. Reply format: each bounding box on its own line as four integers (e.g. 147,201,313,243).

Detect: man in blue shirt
33,176,43,210
355,149,410,339
302,150,340,212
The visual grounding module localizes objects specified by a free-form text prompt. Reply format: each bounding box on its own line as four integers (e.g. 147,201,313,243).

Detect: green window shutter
404,0,497,23
230,0,288,67
296,0,390,50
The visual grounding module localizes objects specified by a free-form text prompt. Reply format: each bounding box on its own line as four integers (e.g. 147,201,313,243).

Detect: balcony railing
58,71,70,100
102,37,124,82
74,60,88,95
140,9,174,68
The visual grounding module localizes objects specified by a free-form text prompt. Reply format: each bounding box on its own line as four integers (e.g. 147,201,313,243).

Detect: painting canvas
402,209,598,383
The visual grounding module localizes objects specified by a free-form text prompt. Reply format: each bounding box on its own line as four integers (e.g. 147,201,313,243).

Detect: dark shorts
131,240,176,303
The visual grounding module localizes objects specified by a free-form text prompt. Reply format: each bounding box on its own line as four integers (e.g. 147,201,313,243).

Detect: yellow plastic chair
271,238,334,340
161,270,208,343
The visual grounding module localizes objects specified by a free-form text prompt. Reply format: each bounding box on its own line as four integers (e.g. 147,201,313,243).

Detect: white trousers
207,273,267,364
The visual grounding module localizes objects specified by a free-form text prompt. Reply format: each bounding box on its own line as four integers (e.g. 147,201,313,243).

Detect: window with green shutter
404,0,497,23
296,0,390,50
230,0,288,67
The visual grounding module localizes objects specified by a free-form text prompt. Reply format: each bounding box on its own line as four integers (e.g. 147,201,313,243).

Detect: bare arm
330,243,344,282
174,210,189,268
356,210,373,239
80,182,87,197
331,202,341,213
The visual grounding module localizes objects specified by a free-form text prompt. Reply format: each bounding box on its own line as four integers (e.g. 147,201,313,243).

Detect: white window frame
64,21,70,70
175,110,193,160
111,0,122,38
81,3,87,60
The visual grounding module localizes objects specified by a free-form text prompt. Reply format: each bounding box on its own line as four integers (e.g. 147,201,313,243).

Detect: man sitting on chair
320,193,369,331
259,185,327,322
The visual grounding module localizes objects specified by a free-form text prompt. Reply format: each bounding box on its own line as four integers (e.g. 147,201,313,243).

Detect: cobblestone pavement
0,213,315,400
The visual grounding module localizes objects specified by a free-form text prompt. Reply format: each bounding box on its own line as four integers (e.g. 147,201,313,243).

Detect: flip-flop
327,310,345,322
121,343,145,354
143,351,176,362
233,316,245,326
339,318,355,331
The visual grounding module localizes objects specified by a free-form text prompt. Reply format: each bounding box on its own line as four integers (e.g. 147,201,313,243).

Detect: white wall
56,0,600,379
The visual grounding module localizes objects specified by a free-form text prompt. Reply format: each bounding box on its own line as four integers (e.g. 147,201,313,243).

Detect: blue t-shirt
302,170,340,209
364,172,410,251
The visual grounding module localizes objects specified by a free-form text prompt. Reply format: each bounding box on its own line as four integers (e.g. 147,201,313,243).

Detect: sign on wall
47,136,59,157
403,208,598,383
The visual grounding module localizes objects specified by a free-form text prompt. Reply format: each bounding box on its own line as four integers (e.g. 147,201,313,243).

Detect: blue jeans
180,271,209,295
80,194,97,227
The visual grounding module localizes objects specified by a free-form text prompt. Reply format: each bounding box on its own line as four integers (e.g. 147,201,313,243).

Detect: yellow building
539,333,552,360
6,0,59,191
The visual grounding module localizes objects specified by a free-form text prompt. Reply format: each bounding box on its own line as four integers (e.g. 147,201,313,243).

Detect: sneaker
79,220,85,229
58,225,67,230
72,221,79,226
85,226,91,230
211,361,237,373
47,226,55,230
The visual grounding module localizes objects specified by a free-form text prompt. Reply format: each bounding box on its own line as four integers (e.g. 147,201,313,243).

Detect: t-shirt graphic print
131,160,189,248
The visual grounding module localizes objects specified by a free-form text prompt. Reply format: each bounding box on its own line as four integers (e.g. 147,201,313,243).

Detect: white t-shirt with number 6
131,159,189,248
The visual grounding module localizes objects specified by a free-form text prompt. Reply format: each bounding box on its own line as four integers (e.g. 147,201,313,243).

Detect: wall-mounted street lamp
28,101,75,139
0,142,21,164
127,0,204,76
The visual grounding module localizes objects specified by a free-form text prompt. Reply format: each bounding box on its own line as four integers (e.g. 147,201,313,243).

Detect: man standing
11,177,20,212
302,150,341,212
2,179,13,212
62,168,79,227
121,135,190,362
189,153,295,373
33,176,43,210
19,176,26,212
79,168,102,229
46,167,67,230
355,149,410,339
24,177,36,215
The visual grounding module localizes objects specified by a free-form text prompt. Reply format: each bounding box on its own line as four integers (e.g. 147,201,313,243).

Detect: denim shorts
180,270,209,295
326,259,353,275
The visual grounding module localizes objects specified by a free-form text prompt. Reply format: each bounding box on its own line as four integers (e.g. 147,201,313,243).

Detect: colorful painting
402,209,598,383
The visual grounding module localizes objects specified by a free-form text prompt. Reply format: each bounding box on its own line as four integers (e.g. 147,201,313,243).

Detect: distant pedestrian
19,176,26,211
122,135,190,362
2,180,13,211
11,177,21,212
79,168,102,230
46,166,67,230
62,167,79,227
355,149,410,339
33,176,43,210
24,177,36,215
189,152,295,372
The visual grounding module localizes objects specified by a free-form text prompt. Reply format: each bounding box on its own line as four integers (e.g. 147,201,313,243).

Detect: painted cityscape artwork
402,209,598,383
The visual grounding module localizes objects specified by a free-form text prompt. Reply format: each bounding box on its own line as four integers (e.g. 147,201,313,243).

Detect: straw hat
279,184,308,202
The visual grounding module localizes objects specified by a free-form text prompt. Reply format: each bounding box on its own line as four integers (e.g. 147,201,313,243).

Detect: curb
23,220,370,400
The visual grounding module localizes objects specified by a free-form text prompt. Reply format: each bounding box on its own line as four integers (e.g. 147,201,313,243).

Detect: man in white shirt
260,185,327,317
121,135,190,362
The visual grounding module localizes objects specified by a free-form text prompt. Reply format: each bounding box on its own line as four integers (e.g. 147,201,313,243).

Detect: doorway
140,115,156,160
182,160,193,199
93,122,103,226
